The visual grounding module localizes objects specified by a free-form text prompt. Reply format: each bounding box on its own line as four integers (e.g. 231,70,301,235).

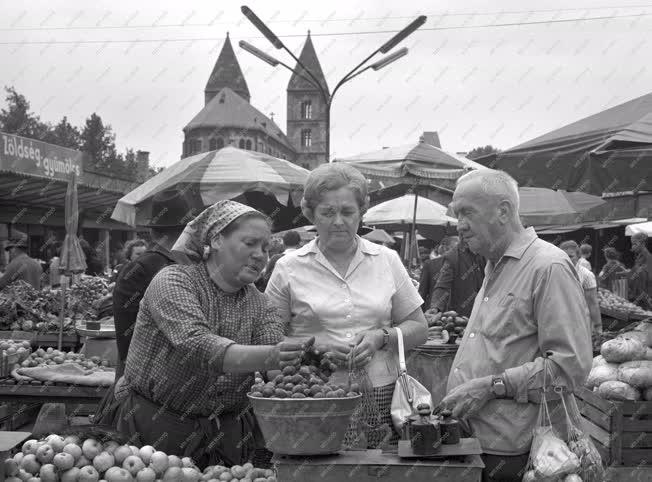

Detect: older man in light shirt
437,170,592,482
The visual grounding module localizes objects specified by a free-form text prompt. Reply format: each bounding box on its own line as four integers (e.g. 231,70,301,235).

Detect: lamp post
240,6,426,162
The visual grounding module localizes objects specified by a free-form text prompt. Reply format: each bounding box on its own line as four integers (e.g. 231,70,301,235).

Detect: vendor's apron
111,388,263,468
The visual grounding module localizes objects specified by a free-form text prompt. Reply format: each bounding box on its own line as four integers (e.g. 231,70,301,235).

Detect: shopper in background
578,243,593,272
282,230,301,254
598,247,626,291
628,232,652,310
418,236,459,311
0,231,43,290
79,238,104,276
110,238,148,283
560,240,602,335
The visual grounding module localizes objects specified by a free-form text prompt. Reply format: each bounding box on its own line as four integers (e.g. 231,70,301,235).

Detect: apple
103,441,120,455
93,452,115,474
53,452,75,471
181,467,200,481
78,465,100,482
129,447,140,457
105,467,134,482
61,467,81,482
113,446,132,466
135,467,156,482
82,439,103,461
5,477,22,482
63,435,80,446
26,478,41,482
167,455,182,468
63,443,82,461
22,440,40,456
35,445,55,464
17,470,32,482
20,454,41,475
162,467,183,481
75,456,91,468
138,446,155,465
45,435,66,453
122,456,145,476
4,458,19,476
13,452,25,464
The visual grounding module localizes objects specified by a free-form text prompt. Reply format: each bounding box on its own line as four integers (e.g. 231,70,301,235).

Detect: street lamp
240,5,426,162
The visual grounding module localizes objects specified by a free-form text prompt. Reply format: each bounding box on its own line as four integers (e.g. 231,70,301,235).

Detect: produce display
0,339,32,361
587,323,652,401
0,277,109,333
598,288,652,318
249,348,360,399
3,434,276,481
16,347,111,370
426,310,468,343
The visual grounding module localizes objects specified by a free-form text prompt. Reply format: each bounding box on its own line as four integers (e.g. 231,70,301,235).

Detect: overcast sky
2,0,652,168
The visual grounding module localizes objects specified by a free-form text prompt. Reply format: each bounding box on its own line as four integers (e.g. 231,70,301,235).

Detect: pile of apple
3,434,276,481
598,288,652,316
16,348,111,370
1,339,31,362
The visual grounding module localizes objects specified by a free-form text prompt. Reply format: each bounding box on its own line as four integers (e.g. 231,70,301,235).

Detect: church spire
205,33,251,105
287,32,329,95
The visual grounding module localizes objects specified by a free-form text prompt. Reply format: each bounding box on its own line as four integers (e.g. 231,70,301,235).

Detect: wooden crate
575,387,652,466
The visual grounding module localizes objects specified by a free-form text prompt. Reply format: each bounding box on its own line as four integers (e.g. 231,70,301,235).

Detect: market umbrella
111,146,310,227
364,194,457,249
626,221,652,236
517,188,606,226
58,172,86,349
335,141,479,263
362,229,395,245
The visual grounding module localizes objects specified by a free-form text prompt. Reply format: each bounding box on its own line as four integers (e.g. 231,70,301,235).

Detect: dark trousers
482,453,530,482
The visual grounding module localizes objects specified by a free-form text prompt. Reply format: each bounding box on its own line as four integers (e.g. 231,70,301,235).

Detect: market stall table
0,378,108,404
273,449,484,481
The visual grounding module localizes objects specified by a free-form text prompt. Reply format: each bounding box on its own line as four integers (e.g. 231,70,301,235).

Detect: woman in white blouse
266,163,427,447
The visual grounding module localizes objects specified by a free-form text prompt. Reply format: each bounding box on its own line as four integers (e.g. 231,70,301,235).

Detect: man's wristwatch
491,376,507,398
380,328,390,349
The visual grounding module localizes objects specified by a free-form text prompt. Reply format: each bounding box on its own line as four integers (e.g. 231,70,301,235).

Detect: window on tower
216,138,224,149
301,100,312,119
301,129,312,148
239,139,245,149
245,139,252,150
209,138,217,151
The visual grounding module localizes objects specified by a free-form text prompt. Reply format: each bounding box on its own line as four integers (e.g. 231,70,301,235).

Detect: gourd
597,380,641,401
601,337,646,363
617,360,652,388
586,364,618,389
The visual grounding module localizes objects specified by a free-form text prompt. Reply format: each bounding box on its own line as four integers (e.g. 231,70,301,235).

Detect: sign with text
0,131,83,181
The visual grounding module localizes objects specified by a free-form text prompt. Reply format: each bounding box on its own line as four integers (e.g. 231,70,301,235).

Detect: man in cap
629,232,651,310
112,191,194,379
0,230,43,290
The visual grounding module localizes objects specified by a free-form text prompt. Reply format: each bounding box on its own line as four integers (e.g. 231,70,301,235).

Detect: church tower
205,33,250,105
286,32,329,169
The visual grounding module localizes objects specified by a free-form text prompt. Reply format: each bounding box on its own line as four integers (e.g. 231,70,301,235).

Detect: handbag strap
396,326,406,374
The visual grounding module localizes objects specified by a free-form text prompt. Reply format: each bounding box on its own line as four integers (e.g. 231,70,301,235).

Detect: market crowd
1,164,651,481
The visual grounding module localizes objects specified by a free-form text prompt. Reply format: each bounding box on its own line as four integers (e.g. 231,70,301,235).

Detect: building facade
182,32,330,169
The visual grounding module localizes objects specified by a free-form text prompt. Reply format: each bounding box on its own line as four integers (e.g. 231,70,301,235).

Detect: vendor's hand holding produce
274,336,314,369
436,375,494,420
426,310,468,342
3,433,276,481
312,341,351,368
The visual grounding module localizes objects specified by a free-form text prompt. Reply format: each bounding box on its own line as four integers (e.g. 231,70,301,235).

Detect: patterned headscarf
171,200,258,262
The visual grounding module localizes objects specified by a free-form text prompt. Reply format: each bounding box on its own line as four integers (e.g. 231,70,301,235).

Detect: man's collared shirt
266,237,423,387
447,227,592,455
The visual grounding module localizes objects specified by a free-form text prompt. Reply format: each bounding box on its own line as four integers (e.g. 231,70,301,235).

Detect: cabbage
618,331,649,346
617,360,652,388
586,364,619,389
597,380,641,401
592,355,608,367
601,337,646,363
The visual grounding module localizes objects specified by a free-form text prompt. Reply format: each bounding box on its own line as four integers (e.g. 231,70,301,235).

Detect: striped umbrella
112,146,310,227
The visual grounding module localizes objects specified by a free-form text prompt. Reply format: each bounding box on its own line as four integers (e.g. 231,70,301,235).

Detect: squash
597,380,641,401
586,364,619,389
618,360,652,388
601,337,646,363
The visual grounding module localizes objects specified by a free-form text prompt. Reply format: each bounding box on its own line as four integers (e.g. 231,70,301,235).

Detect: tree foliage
0,86,160,181
467,145,500,160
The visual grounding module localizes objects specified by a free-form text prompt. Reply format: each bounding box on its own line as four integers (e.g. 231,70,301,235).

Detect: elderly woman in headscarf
265,163,428,448
112,200,313,468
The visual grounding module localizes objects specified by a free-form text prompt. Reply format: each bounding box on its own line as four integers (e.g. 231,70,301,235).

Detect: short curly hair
301,163,369,220
124,238,148,261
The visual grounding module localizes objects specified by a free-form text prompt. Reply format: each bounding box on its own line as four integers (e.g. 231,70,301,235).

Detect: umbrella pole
58,282,65,351
409,190,419,269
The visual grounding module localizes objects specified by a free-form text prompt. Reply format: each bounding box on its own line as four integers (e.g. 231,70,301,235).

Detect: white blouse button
469,333,475,338
483,297,489,302
346,315,352,319
346,332,353,338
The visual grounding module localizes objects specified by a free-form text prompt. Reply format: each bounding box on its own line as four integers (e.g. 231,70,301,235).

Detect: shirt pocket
481,293,519,339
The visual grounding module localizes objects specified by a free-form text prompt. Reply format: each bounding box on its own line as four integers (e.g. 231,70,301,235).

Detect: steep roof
287,32,329,95
205,33,250,103
512,91,652,151
184,87,295,152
